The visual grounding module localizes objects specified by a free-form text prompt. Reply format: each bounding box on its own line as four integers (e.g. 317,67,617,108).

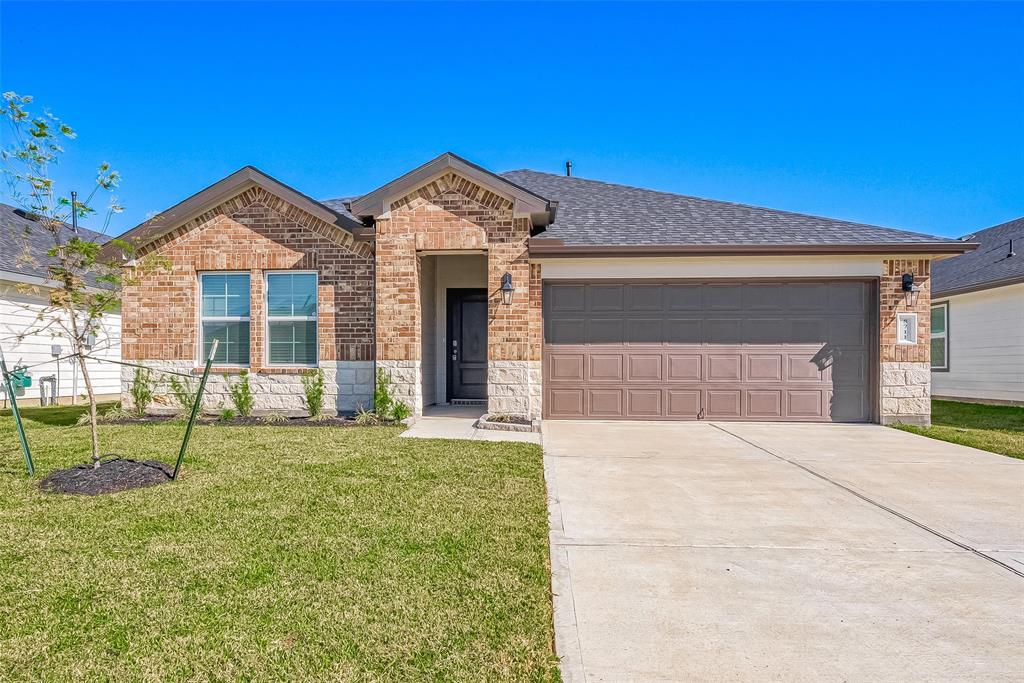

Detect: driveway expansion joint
708,423,1024,580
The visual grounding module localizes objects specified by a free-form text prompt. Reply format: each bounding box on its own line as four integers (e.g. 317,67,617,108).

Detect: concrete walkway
400,405,540,443
543,421,1024,682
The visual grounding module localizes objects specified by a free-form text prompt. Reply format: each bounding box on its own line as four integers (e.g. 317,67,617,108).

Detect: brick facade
374,172,541,417
879,258,932,425
121,186,375,414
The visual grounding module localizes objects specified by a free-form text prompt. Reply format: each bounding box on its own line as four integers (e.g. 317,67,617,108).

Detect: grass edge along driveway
891,399,1024,460
0,405,560,682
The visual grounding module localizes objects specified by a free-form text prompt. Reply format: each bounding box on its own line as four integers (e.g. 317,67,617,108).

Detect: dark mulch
39,457,173,496
486,414,533,425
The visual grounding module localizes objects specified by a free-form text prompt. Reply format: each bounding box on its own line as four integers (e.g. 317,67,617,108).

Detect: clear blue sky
1,2,1020,238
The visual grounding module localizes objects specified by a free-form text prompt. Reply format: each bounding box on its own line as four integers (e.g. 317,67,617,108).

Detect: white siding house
931,217,1024,405
0,203,122,407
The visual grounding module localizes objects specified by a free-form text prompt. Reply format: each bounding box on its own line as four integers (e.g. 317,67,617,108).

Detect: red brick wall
122,187,374,366
880,258,931,363
375,172,539,363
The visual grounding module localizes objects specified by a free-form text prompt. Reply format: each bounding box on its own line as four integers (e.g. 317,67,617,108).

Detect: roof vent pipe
1009,238,1016,258
565,160,572,177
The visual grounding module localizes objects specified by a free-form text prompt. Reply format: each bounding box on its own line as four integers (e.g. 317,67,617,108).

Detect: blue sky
1,1,1020,238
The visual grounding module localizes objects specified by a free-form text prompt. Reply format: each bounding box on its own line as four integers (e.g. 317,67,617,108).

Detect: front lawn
892,399,1024,460
0,405,559,681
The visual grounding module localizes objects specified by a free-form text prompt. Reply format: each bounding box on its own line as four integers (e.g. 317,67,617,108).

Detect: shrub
374,368,411,421
218,406,237,422
168,375,198,414
129,368,156,417
226,370,254,417
260,411,288,424
301,369,325,418
354,406,382,426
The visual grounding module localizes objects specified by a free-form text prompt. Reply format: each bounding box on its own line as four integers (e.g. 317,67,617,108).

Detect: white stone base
880,361,931,426
376,359,422,416
488,360,542,419
120,360,374,416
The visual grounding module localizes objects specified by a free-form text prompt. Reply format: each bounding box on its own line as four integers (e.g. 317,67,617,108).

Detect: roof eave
933,273,1024,299
528,241,980,258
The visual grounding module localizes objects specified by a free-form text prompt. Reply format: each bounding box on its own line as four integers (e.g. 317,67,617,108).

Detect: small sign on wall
897,312,918,344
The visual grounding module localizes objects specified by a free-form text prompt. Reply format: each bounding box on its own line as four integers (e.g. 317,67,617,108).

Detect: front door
447,288,488,400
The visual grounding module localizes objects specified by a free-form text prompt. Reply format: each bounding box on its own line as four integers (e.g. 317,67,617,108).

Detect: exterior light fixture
500,272,515,305
902,273,921,308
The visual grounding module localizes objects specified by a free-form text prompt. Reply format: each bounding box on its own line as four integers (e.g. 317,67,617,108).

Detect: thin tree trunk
77,350,100,468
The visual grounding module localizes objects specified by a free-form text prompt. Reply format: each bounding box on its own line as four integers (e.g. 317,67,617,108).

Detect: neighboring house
931,217,1024,405
109,153,974,426
0,203,122,406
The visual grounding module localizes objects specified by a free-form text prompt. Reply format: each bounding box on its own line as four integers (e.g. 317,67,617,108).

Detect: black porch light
902,273,921,307
500,272,515,305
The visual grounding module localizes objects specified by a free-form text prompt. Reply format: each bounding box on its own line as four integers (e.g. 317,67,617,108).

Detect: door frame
446,288,488,402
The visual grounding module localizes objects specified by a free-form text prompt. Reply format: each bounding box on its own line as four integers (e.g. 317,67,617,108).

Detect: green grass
0,404,559,681
892,399,1024,460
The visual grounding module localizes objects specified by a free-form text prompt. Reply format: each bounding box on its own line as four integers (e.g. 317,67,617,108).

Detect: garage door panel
667,354,702,381
543,281,873,422
707,354,743,381
589,389,624,417
667,390,701,418
589,354,623,382
627,389,663,417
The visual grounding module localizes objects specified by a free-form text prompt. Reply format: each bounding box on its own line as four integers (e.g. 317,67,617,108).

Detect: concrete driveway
543,421,1024,682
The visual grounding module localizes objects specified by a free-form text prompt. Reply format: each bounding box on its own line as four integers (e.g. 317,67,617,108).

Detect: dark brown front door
447,289,488,400
543,280,876,422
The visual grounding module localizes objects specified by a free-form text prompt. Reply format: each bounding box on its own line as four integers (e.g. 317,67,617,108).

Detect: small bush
130,368,156,417
354,406,382,426
227,370,254,417
308,412,334,423
301,369,325,418
168,375,198,414
374,368,410,421
261,412,288,424
218,406,237,422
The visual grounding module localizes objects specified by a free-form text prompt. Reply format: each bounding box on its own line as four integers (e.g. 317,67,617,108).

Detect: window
931,302,948,370
266,272,317,366
200,273,251,365
896,312,918,345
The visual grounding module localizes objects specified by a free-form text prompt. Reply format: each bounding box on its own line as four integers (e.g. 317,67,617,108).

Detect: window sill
193,366,318,375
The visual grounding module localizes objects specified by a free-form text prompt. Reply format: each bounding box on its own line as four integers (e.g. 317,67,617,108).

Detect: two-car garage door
542,280,875,422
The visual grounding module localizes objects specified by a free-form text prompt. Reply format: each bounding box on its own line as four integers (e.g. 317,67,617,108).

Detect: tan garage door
542,280,875,422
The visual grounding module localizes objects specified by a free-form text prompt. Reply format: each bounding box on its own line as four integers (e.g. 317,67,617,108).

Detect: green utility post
0,347,34,476
173,339,218,480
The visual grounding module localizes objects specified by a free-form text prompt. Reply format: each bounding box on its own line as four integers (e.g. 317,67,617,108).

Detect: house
931,217,1024,405
0,202,122,406
109,153,975,425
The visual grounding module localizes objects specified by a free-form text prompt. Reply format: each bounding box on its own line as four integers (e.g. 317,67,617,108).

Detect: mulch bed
39,457,174,496
485,415,533,426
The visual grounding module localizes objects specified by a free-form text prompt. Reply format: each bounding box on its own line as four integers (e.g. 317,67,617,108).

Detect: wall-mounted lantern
500,272,515,305
901,273,921,308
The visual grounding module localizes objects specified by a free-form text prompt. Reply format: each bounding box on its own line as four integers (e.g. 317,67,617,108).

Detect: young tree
1,91,126,467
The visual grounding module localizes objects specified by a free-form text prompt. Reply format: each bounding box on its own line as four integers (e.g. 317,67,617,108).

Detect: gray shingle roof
500,169,960,248
0,202,111,287
932,217,1024,297
320,197,360,224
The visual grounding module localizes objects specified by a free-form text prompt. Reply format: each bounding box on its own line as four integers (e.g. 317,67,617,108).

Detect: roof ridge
502,169,952,241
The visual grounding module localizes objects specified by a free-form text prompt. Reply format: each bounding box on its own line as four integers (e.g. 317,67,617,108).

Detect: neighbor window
200,273,251,365
931,302,948,370
266,272,318,366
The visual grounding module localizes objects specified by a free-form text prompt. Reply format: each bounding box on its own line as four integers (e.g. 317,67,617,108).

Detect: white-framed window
896,312,918,345
931,302,948,370
266,272,318,366
200,272,251,365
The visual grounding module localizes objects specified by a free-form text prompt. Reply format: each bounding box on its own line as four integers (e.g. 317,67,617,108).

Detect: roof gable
110,166,365,256
349,152,554,228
